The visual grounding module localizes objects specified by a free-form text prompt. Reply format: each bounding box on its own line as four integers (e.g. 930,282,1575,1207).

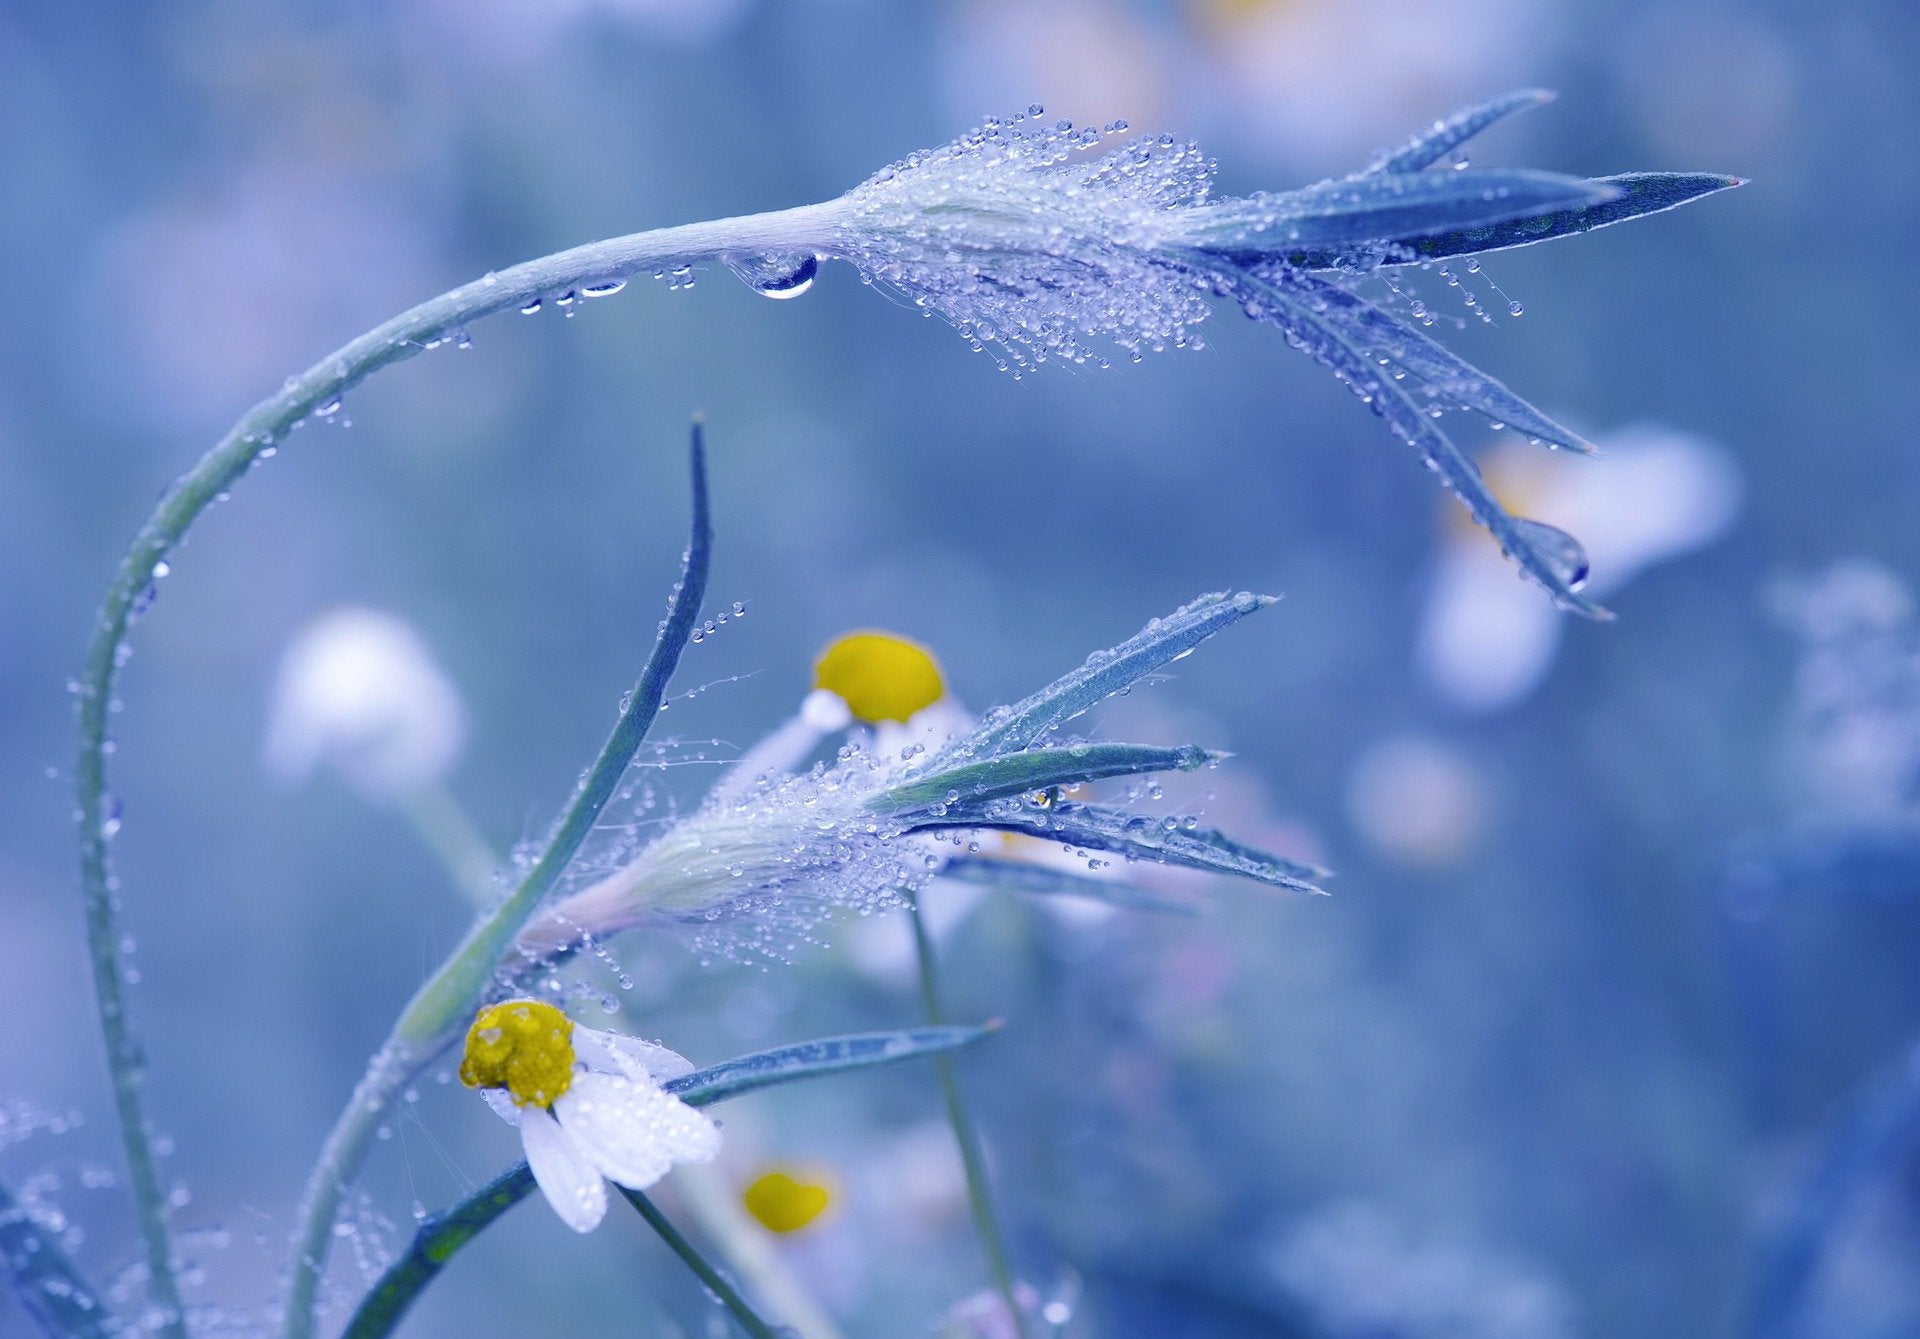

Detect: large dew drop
726,252,819,300
1510,517,1591,590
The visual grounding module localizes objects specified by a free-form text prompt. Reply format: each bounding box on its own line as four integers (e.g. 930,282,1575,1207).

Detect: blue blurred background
5,1,1919,1335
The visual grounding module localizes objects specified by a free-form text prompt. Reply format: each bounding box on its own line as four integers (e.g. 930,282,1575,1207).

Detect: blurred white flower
1776,561,1920,824
1345,734,1488,869
1184,0,1561,169
460,999,719,1233
1269,1202,1576,1339
264,607,466,801
1416,425,1742,712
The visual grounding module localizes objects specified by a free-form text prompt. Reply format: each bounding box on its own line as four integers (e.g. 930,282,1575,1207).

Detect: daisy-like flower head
515,592,1325,969
459,999,720,1232
710,629,964,808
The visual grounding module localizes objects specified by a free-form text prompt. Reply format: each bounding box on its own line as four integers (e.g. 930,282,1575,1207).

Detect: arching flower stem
68,200,836,1335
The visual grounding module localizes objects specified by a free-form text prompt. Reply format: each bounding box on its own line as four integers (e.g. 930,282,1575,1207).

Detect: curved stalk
71,203,840,1335
906,892,1029,1339
281,426,712,1336
619,1189,783,1339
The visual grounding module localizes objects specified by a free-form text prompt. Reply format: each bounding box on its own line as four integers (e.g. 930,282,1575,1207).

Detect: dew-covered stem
907,891,1029,1339
281,429,711,1337
73,205,838,1339
619,1187,785,1339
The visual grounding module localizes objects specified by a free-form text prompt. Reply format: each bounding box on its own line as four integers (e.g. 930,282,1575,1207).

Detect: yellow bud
459,999,576,1108
813,631,946,724
742,1168,832,1234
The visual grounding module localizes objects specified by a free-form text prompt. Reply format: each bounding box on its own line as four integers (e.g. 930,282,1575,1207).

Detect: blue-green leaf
938,852,1200,915
0,1178,113,1338
664,1025,996,1107
1187,169,1618,251
1370,88,1557,174
938,799,1327,893
875,743,1214,818
1369,172,1742,265
1224,266,1608,617
958,592,1274,758
1260,268,1592,453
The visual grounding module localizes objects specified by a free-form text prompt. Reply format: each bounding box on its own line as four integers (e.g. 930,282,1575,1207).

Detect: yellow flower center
458,999,576,1108
742,1169,832,1234
813,631,946,724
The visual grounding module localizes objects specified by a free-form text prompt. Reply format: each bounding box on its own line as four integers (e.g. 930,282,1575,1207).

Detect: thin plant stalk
619,1187,783,1339
72,204,841,1332
279,427,712,1337
674,1163,849,1339
400,781,501,909
906,891,1028,1339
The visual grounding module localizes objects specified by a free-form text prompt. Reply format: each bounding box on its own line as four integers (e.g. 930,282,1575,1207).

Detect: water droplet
1511,517,1592,590
726,252,819,300
519,297,543,315
581,278,627,298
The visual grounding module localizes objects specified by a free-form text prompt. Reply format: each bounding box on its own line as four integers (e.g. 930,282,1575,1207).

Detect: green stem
281,426,714,1337
619,1188,782,1339
674,1163,848,1339
400,782,501,909
72,200,842,1337
906,892,1028,1339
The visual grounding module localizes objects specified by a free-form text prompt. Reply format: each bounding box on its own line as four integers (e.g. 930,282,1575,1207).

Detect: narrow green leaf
1353,172,1742,267
1370,88,1557,174
939,800,1327,893
663,1025,995,1107
874,743,1212,818
1188,169,1619,250
0,1178,114,1338
938,852,1199,915
959,593,1273,758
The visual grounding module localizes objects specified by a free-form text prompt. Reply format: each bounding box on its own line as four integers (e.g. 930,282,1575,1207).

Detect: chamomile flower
459,999,720,1232
710,629,968,805
264,606,465,802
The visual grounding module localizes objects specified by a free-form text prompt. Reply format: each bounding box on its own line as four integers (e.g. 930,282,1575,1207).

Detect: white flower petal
573,1027,697,1083
553,1070,721,1192
481,1088,521,1124
708,690,858,806
519,1105,608,1233
1416,549,1564,714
